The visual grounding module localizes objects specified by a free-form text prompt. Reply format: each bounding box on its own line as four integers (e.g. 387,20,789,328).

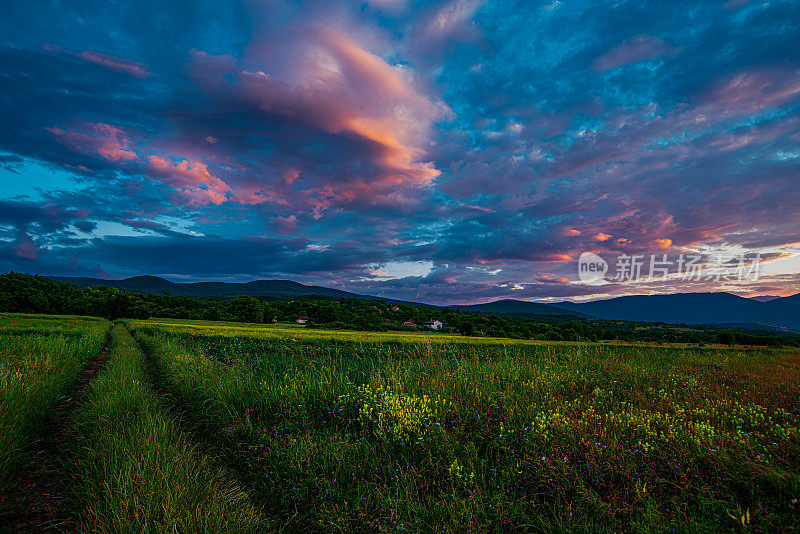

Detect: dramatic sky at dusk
1,0,799,304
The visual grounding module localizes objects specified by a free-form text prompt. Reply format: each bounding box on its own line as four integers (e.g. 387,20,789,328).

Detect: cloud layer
0,0,799,303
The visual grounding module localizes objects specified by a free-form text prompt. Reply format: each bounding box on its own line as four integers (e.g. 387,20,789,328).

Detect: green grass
0,313,109,519
67,325,267,533
2,313,799,532
137,317,747,349
132,321,800,532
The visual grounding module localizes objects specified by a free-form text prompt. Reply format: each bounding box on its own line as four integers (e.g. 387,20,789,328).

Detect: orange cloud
548,253,574,262
651,238,673,251
193,25,450,216
593,232,612,241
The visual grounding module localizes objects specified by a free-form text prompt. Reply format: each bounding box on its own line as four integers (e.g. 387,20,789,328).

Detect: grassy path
64,325,267,533
14,340,109,534
0,316,110,533
8,336,110,533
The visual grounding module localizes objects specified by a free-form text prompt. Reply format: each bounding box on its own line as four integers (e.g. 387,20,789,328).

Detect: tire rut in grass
125,328,269,507
122,326,276,531
126,325,187,427
9,335,111,533
125,326,227,457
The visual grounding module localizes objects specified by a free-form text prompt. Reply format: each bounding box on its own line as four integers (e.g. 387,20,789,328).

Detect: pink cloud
46,121,249,208
77,51,151,78
413,0,487,51
147,156,232,206
44,44,151,78
189,25,449,215
270,214,299,236
12,230,43,261
47,122,138,162
592,35,674,73
704,68,800,113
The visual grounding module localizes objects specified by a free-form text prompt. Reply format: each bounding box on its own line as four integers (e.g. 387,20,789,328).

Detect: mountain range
52,275,377,300
453,299,587,318
551,292,800,332
50,275,799,332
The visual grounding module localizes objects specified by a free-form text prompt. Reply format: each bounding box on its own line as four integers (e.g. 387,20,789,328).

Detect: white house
424,319,443,330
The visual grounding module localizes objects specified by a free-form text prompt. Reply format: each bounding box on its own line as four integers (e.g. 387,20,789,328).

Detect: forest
1,272,796,346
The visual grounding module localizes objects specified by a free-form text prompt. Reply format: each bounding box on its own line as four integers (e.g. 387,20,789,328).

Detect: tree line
0,272,796,346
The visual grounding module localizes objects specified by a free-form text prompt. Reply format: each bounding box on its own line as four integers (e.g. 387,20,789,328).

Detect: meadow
1,313,799,532
0,314,108,522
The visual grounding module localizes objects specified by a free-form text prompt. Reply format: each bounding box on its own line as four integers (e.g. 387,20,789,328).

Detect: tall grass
134,324,800,532
68,325,267,533
0,314,108,519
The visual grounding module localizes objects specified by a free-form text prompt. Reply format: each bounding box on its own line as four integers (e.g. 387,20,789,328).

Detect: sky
1,0,799,305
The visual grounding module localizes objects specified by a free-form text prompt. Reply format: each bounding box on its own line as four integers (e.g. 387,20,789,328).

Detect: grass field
68,325,265,532
0,313,109,521
1,314,799,532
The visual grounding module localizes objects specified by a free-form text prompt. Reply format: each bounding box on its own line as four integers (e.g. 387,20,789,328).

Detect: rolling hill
51,275,377,300
50,276,584,317
454,299,588,318
552,292,800,331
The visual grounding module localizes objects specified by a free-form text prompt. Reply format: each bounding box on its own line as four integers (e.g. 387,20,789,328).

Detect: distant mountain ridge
51,275,376,300
49,276,800,331
453,299,588,318
750,295,782,302
52,276,587,318
552,292,800,332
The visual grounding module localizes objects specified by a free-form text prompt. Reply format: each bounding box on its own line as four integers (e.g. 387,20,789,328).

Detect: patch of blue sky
0,155,83,200
91,220,155,239
729,108,789,129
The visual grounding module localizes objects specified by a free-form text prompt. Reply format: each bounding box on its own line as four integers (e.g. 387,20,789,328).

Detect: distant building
296,316,309,324
403,319,416,326
424,319,443,330
391,306,400,311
